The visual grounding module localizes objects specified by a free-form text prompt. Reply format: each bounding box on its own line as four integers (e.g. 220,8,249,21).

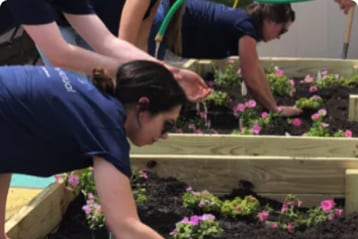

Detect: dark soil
47,172,358,239
176,72,358,136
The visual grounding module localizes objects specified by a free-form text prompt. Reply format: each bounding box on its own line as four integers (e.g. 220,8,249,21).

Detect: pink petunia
292,118,302,127
335,208,343,216
281,202,288,213
190,215,200,225
321,199,335,212
252,124,261,135
304,75,314,83
68,174,80,186
287,223,294,233
274,66,284,77
311,113,320,120
245,100,256,108
261,112,268,118
233,103,246,114
345,130,353,138
199,111,207,119
309,85,318,93
271,223,278,230
258,210,269,222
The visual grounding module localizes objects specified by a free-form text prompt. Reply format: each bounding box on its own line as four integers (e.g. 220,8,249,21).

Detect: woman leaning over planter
0,61,187,239
152,1,303,117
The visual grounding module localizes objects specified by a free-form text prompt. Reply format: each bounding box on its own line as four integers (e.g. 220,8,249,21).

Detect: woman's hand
278,106,303,117
165,65,212,102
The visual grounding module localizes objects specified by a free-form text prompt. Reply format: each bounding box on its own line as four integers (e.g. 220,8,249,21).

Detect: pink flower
245,100,256,108
328,213,335,221
181,217,190,224
252,124,261,135
82,205,91,215
54,174,64,183
304,75,314,83
258,210,269,222
195,129,204,134
281,202,288,213
289,79,295,87
233,103,246,114
318,109,327,116
311,113,320,120
345,130,352,138
188,124,196,130
198,199,205,208
271,223,278,230
199,111,207,119
287,223,294,233
335,208,343,216
68,174,80,186
190,215,200,225
176,128,183,133
261,112,268,118
309,85,318,93
140,171,148,179
292,118,302,127
200,214,215,221
235,205,242,211
274,66,284,77
321,199,335,212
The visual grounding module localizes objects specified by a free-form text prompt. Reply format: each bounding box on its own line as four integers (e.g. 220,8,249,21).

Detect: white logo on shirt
55,68,76,93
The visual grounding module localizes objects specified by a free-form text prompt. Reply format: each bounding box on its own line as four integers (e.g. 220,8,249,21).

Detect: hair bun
91,67,115,94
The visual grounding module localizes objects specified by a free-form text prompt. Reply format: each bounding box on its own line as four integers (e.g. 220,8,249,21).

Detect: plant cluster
170,214,223,239
173,64,356,138
55,169,149,230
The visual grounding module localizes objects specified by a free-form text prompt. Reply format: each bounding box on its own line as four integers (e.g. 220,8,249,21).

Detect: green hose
155,0,186,43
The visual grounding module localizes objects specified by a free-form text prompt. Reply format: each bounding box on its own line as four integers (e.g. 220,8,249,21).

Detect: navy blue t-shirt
180,0,259,59
4,0,94,25
0,65,131,178
57,0,158,36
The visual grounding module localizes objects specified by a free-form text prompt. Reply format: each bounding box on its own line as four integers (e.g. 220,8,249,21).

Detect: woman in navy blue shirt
0,61,187,239
153,1,302,117
1,0,210,102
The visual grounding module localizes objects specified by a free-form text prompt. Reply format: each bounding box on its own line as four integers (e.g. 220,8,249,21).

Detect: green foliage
212,59,241,87
267,72,294,97
182,189,223,213
203,90,230,107
295,96,324,110
171,214,223,239
221,195,260,218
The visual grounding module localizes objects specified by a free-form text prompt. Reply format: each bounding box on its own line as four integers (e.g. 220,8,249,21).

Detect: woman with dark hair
0,61,187,239
1,0,210,102
152,1,302,117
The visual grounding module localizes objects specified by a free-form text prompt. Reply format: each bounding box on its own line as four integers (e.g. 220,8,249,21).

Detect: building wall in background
256,0,358,59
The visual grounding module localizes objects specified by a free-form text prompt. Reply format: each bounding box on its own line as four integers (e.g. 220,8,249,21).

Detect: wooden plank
131,134,358,158
6,188,41,221
184,57,358,78
131,155,358,195
5,182,77,239
345,169,358,215
349,95,358,122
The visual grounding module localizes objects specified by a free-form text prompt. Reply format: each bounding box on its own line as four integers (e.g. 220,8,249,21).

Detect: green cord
155,0,186,42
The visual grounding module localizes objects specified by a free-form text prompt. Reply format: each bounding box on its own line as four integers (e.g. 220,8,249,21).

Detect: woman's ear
137,97,150,111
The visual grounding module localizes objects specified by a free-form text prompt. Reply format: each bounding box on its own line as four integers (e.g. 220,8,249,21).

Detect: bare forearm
243,67,279,112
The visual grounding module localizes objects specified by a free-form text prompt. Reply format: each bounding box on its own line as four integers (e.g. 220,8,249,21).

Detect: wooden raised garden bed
5,57,358,239
130,57,358,215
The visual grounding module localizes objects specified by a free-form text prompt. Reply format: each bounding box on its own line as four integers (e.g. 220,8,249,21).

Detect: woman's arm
119,0,160,52
239,36,302,117
239,36,279,112
93,157,165,239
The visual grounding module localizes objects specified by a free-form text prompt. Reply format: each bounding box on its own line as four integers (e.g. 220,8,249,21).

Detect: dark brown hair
246,3,295,40
91,60,187,114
